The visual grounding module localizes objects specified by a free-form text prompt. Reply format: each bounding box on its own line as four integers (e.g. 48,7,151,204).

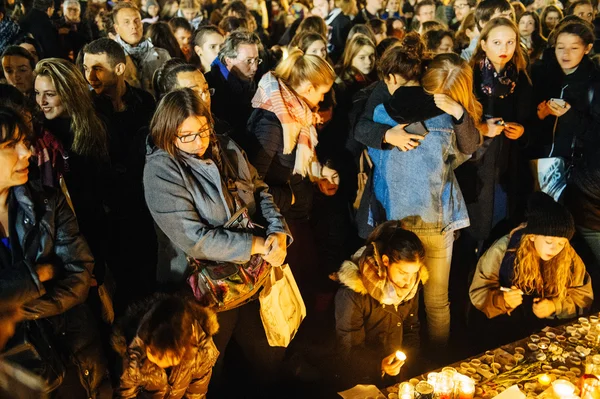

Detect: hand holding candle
381,351,406,377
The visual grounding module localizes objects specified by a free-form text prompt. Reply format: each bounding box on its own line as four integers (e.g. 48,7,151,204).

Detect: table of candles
384,315,600,399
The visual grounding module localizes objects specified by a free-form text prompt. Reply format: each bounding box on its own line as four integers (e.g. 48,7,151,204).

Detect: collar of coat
337,257,429,296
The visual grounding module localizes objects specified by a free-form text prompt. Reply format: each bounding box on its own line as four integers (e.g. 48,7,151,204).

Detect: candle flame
396,351,407,361
538,374,551,385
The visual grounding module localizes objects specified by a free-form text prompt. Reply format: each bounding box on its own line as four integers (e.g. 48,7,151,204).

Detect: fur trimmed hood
111,293,219,357
337,259,429,297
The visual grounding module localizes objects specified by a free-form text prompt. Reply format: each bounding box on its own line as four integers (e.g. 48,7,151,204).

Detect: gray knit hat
524,192,575,239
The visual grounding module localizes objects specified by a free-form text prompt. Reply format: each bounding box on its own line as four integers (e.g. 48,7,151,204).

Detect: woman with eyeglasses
143,88,291,396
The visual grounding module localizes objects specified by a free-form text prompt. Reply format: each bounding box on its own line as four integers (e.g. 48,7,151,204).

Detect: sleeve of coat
469,235,511,319
401,293,420,357
247,115,294,214
144,157,254,264
185,370,212,399
453,112,482,155
22,191,93,319
354,92,390,150
551,253,593,318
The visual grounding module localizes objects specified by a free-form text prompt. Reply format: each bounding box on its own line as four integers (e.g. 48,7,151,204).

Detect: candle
399,382,414,399
396,351,407,361
457,377,475,399
552,379,575,398
538,374,552,387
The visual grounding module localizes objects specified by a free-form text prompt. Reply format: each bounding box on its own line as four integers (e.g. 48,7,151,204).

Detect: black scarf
479,57,518,98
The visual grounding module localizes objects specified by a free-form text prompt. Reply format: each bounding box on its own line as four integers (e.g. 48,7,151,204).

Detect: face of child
555,33,592,72
351,45,376,76
481,25,517,70
531,235,568,261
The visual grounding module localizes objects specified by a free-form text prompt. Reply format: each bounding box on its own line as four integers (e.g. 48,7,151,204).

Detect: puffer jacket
111,294,220,399
0,180,109,397
143,135,291,284
334,257,426,386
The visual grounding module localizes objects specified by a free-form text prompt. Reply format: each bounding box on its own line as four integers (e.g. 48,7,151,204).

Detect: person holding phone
469,192,592,345
355,38,482,345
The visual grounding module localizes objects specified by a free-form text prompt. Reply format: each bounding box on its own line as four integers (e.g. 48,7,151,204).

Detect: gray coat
143,136,291,283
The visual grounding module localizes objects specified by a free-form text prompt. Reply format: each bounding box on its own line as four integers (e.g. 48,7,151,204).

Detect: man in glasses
205,29,262,150
449,0,475,31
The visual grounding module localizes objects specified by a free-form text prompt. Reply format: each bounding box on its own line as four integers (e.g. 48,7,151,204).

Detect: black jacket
0,181,108,397
246,108,314,220
327,11,353,64
20,9,65,59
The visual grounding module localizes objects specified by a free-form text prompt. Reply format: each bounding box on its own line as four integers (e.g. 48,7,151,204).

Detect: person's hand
483,118,505,138
251,236,267,255
263,233,287,267
503,122,524,140
317,178,339,196
384,124,424,151
502,286,523,310
381,352,405,377
35,263,55,282
433,94,464,120
532,298,556,319
546,99,571,117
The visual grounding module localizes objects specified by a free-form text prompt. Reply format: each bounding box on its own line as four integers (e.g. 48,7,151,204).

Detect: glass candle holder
415,382,434,399
456,377,475,399
435,374,454,399
538,374,552,388
552,379,575,398
399,382,415,399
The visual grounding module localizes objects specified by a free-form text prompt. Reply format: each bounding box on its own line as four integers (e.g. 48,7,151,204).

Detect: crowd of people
0,0,599,396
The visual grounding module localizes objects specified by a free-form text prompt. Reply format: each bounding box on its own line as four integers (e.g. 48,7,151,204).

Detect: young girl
169,17,195,62
335,221,427,386
112,294,220,397
289,31,329,59
336,35,377,98
193,25,225,73
470,192,592,342
177,0,203,29
382,0,402,19
518,11,547,63
540,5,563,37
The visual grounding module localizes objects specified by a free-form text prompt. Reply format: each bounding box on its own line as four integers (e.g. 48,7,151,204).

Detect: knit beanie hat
146,0,159,8
524,192,575,239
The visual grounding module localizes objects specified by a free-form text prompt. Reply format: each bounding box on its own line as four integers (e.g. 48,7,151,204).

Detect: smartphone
405,121,429,137
495,119,506,126
550,98,567,108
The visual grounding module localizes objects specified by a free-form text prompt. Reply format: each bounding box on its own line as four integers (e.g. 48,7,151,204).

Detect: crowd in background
0,0,600,397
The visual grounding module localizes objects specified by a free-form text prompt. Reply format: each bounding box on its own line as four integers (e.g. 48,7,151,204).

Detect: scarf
359,243,422,307
251,72,322,180
479,57,518,99
35,130,69,188
0,19,20,54
115,35,154,66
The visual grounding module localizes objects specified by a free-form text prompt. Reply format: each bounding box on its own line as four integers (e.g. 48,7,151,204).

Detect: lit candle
552,380,575,398
398,382,414,399
396,351,407,361
457,377,475,399
538,374,552,387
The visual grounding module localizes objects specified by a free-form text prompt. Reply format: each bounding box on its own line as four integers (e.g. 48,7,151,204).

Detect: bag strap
359,149,373,173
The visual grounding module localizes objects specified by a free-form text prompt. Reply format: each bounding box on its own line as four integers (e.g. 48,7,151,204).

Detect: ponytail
274,48,335,89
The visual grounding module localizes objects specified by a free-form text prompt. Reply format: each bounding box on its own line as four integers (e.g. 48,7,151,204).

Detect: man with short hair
450,0,476,31
111,2,171,94
82,38,157,306
568,0,595,23
1,45,35,95
353,0,384,25
20,0,64,58
414,0,437,29
205,29,261,149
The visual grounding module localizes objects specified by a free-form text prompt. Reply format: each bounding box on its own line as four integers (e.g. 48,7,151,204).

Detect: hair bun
401,32,426,60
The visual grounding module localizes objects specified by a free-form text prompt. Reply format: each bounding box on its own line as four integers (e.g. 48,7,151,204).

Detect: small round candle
552,380,575,398
538,374,552,387
396,351,407,361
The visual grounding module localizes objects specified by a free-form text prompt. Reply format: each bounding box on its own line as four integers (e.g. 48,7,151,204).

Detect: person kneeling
469,192,593,344
335,221,427,388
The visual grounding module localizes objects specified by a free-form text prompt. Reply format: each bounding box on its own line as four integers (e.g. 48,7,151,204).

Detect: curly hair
512,234,577,300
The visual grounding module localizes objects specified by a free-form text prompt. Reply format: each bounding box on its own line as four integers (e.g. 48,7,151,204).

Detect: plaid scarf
252,72,322,180
359,243,422,307
115,35,154,66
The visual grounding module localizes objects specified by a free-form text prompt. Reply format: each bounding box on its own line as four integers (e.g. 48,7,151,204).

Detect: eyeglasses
453,3,469,9
177,128,213,143
244,57,263,67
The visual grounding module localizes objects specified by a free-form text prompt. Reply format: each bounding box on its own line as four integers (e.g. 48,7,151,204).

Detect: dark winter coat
0,180,108,397
111,294,220,399
334,259,424,386
246,108,314,221
20,9,65,59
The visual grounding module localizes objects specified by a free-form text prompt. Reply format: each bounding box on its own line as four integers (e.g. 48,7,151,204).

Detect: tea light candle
396,351,407,362
457,377,475,399
398,382,414,399
552,379,575,398
538,374,552,387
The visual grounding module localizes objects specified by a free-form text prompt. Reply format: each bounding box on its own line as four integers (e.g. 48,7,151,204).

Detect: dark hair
518,11,547,61
377,32,426,81
137,296,194,360
168,16,193,33
218,16,248,33
540,5,564,37
555,19,595,46
1,45,35,69
0,105,32,146
567,0,593,16
14,36,43,61
415,0,436,16
376,36,401,57
32,0,52,12
162,63,199,95
146,22,184,58
367,18,387,36
297,15,328,38
475,0,513,29
193,25,224,47
347,24,377,44
150,88,215,161
361,221,426,266
423,29,454,53
153,57,187,99
111,1,140,23
289,31,327,52
386,17,406,36
82,38,127,66
511,1,525,21
222,0,249,18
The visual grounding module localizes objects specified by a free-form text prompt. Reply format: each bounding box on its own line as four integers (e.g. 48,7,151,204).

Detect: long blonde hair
422,53,483,125
512,234,576,300
35,58,108,158
274,48,335,89
337,34,376,83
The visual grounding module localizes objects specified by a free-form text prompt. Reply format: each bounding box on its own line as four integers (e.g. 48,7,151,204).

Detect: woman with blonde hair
356,48,482,345
470,192,592,343
336,34,377,98
247,48,336,307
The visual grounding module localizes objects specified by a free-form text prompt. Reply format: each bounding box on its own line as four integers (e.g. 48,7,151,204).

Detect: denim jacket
369,105,471,235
